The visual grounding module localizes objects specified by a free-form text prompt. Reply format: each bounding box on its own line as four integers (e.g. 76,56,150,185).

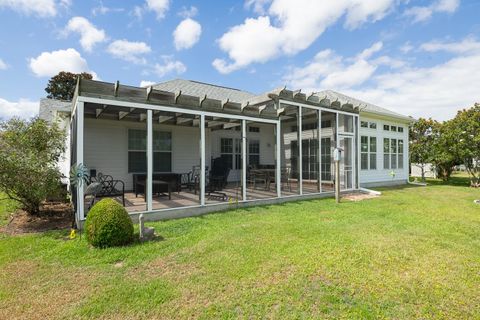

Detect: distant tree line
409,104,480,187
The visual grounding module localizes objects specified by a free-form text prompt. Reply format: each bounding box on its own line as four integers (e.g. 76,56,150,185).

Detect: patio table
135,180,171,201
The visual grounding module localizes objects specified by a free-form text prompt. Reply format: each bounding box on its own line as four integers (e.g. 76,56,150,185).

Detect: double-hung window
383,138,404,170
128,129,172,173
361,136,377,170
248,140,260,166
220,138,234,169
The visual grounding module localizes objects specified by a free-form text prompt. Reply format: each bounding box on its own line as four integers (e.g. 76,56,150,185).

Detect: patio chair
90,173,126,206
84,182,103,210
281,167,292,192
206,157,231,201
247,166,268,190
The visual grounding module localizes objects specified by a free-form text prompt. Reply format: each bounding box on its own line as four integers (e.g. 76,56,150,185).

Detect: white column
355,115,360,189
200,115,206,205
276,121,281,198
76,101,84,221
318,111,322,193
147,110,153,211
336,113,339,148
242,120,247,201
298,107,303,195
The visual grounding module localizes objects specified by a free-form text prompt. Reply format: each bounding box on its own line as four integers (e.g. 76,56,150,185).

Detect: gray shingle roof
315,90,412,121
152,79,256,103
152,79,410,121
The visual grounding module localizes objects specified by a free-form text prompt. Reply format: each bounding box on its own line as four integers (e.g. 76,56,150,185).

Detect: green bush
85,198,134,248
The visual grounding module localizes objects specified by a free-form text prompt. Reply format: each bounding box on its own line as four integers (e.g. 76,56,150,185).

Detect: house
39,78,413,225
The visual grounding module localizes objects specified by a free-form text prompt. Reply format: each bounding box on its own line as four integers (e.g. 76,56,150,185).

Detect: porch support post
147,110,153,211
336,113,339,148
355,115,360,189
318,111,322,193
76,101,84,221
200,114,206,206
298,107,303,195
242,120,247,201
276,121,281,198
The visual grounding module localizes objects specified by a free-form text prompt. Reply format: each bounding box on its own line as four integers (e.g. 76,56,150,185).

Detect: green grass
1,176,479,319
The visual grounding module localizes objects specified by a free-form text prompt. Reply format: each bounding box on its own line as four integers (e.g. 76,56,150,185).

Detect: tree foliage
0,117,66,214
45,71,93,101
409,118,440,181
445,104,480,185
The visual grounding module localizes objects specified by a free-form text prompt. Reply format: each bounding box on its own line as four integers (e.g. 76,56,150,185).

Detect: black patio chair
207,157,231,201
90,173,126,206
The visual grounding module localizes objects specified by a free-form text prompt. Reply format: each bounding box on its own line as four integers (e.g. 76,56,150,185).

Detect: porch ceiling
75,79,359,123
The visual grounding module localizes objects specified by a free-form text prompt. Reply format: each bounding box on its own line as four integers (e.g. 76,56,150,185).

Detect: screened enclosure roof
75,78,361,122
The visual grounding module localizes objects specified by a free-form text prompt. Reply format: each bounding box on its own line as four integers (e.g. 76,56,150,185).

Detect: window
369,122,377,129
361,121,368,128
248,140,260,166
391,138,397,169
361,136,377,170
383,138,390,169
398,140,404,169
370,137,377,170
235,139,242,170
361,136,368,170
391,126,397,132
383,138,403,170
383,125,390,131
249,126,260,133
398,127,404,133
128,129,172,173
220,138,233,169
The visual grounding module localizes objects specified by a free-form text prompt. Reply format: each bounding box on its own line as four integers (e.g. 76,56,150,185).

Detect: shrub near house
85,198,134,248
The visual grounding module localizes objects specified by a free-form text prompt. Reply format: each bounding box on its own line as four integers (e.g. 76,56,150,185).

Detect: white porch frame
73,95,360,222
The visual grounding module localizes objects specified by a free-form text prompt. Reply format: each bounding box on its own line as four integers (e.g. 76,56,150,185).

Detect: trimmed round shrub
85,198,134,248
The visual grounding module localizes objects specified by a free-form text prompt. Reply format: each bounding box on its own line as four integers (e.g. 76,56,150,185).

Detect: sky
0,0,479,121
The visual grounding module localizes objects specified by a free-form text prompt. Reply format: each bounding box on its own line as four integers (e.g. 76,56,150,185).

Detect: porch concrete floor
85,181,335,214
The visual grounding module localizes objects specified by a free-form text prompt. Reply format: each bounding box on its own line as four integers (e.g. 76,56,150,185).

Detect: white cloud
0,98,38,120
178,5,197,18
29,48,95,77
64,17,107,52
0,58,7,70
153,56,186,77
420,37,480,54
173,18,202,50
0,0,68,17
140,80,156,87
284,42,385,90
405,0,460,23
213,0,394,73
283,38,480,121
400,42,414,54
91,3,124,16
107,40,151,64
146,0,169,19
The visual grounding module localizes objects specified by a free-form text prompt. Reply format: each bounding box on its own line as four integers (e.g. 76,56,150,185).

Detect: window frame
361,135,377,171
127,129,172,173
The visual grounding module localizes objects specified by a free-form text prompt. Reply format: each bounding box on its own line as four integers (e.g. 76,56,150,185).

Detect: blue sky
0,0,479,120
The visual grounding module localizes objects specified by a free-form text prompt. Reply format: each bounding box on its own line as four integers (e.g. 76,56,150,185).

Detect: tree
431,121,458,181
409,118,440,181
447,104,480,186
0,117,66,214
45,71,93,101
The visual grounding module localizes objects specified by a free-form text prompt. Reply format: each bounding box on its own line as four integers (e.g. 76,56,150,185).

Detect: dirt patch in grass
342,192,379,202
0,260,96,319
0,202,73,235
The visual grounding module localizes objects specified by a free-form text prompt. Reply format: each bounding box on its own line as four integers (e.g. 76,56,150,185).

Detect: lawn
0,177,479,319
